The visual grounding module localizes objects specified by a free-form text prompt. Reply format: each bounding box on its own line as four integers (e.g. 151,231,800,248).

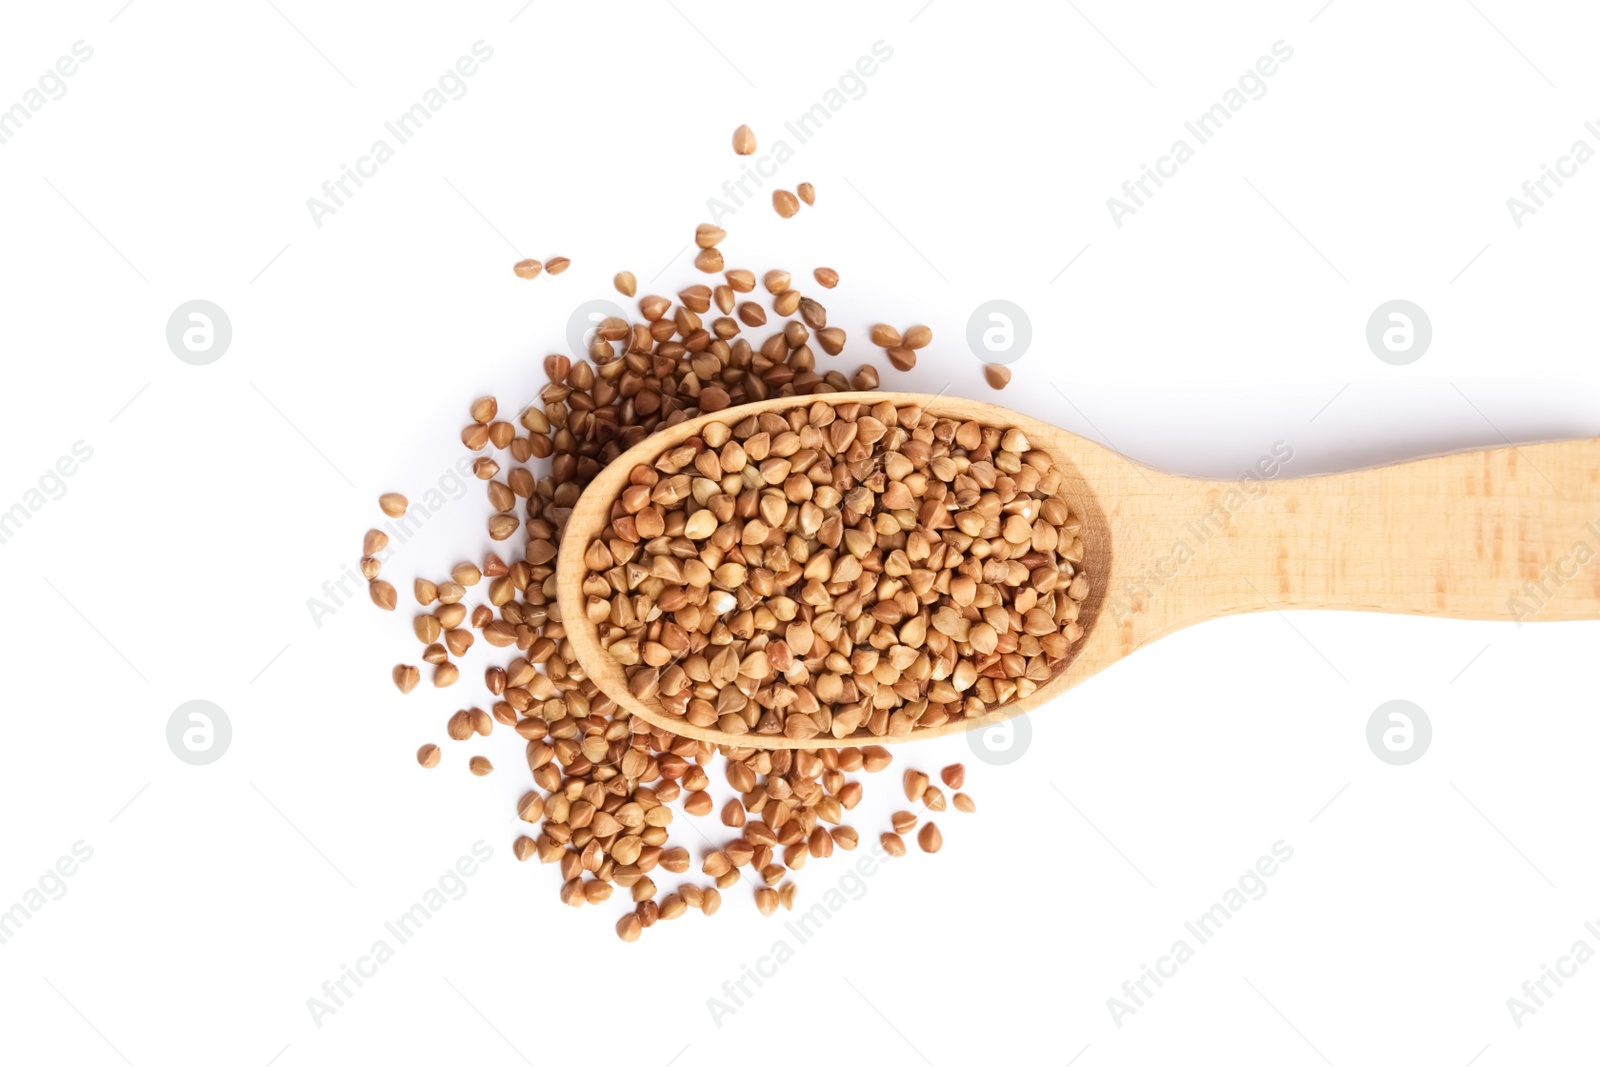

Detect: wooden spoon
557,391,1600,749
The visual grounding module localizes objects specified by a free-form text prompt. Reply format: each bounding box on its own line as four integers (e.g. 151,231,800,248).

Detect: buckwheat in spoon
557,391,1600,749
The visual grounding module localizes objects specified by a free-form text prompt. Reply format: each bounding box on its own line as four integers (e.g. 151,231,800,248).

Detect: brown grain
904,770,929,802
392,664,419,693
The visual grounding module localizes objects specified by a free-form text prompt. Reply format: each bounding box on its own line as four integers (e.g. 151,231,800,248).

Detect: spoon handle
1112,438,1600,628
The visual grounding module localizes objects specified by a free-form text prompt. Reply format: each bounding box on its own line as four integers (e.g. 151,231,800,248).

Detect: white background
1,1,1597,1064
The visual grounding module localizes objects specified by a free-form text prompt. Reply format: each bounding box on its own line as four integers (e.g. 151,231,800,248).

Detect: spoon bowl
557,391,1600,748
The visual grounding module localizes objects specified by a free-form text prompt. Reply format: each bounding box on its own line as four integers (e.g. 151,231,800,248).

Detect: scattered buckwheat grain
368,129,1025,941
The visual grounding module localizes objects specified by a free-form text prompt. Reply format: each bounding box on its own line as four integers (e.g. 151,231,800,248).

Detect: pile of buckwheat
582,399,1090,742
360,126,1066,940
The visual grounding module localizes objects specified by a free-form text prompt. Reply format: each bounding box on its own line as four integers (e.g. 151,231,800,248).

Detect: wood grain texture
556,392,1600,748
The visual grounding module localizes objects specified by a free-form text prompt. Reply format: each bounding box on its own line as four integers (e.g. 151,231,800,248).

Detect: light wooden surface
556,392,1600,748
